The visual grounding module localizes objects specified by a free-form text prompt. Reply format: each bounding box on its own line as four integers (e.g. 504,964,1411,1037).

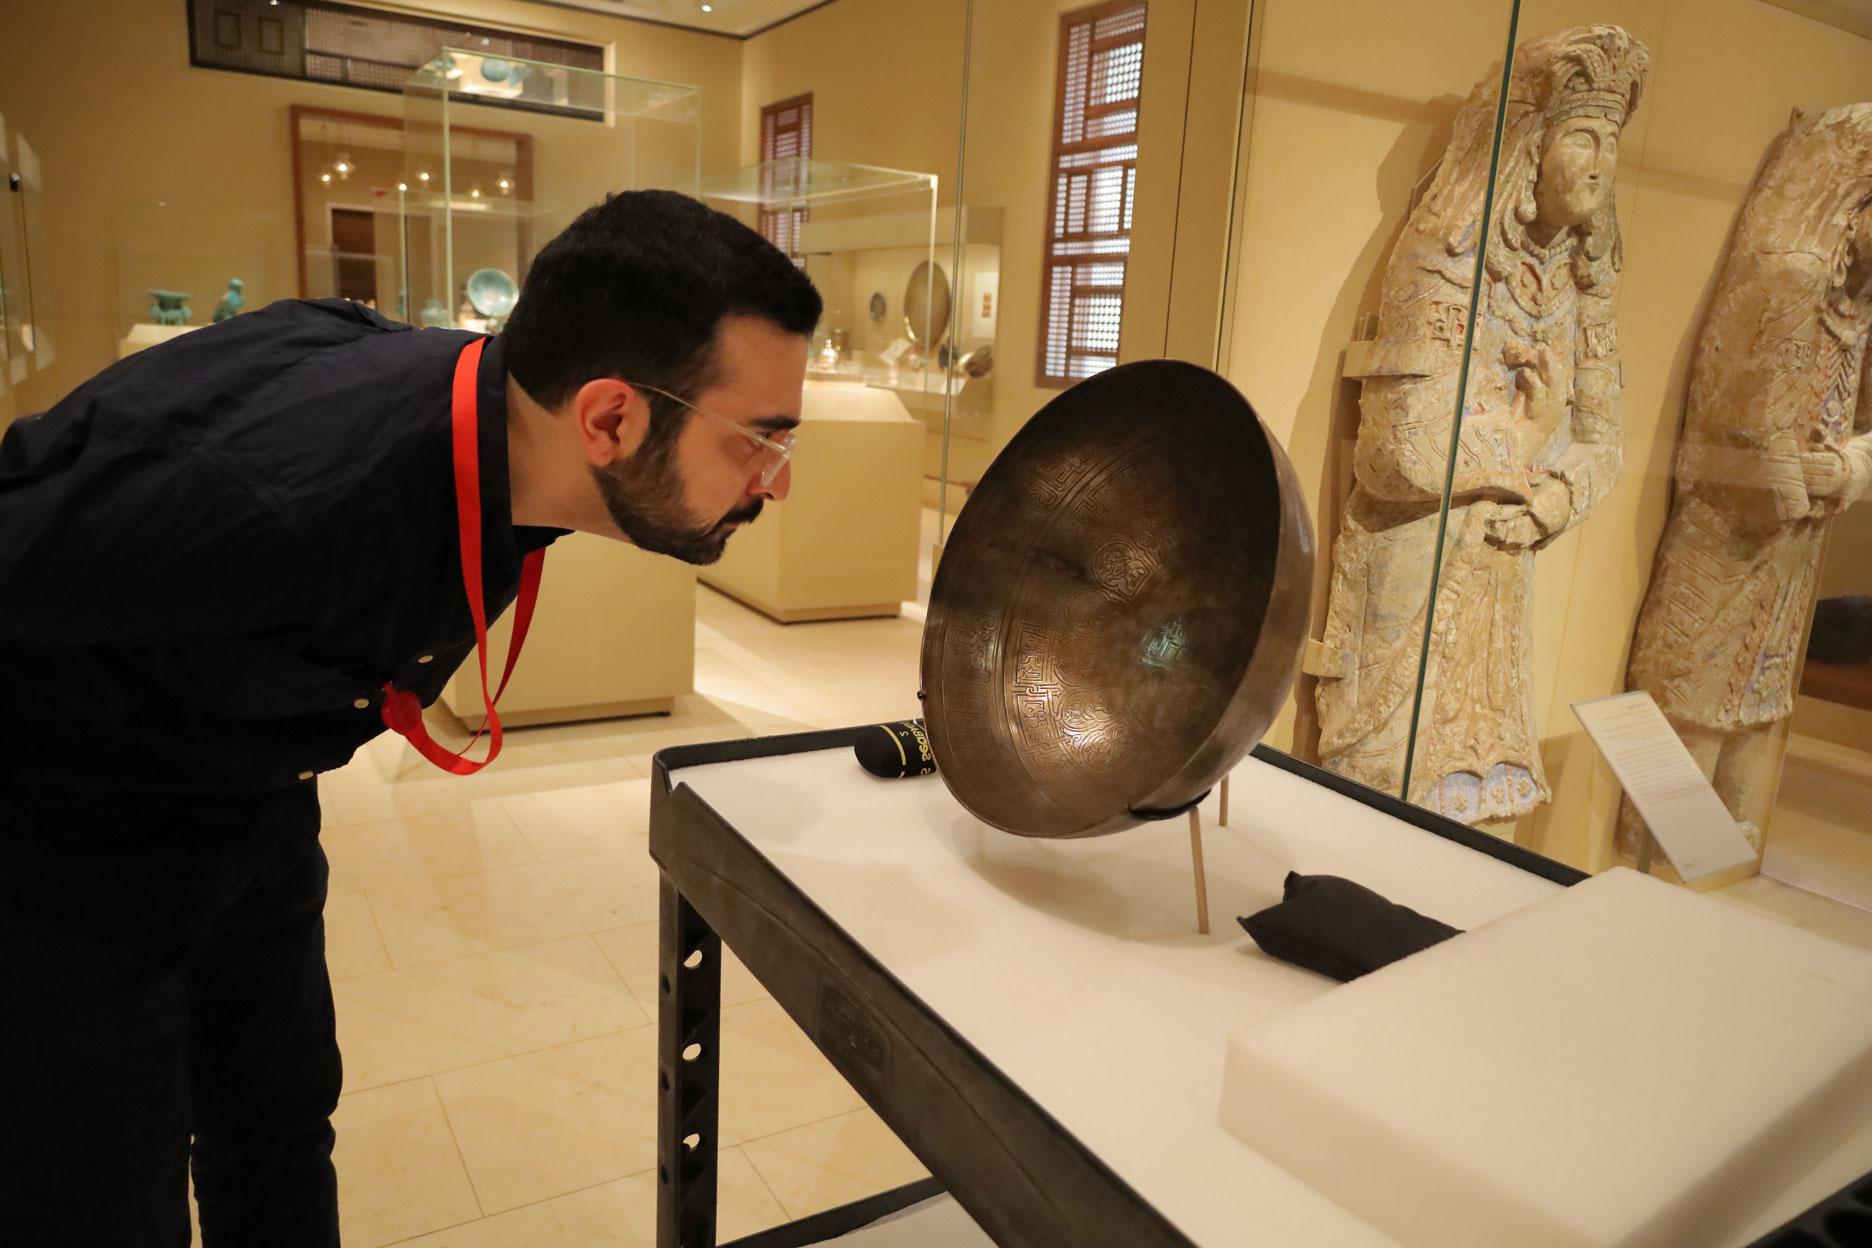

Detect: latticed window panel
1037,0,1146,387
758,207,809,256
189,0,601,112
1041,257,1130,382
759,94,813,258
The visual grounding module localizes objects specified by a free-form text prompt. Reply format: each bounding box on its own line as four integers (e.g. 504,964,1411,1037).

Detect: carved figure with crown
1313,26,1652,824
1621,104,1872,859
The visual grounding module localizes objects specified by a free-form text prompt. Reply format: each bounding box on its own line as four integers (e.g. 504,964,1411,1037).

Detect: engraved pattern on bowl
921,360,1314,838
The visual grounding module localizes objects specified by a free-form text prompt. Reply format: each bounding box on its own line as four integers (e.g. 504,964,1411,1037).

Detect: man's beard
591,435,761,566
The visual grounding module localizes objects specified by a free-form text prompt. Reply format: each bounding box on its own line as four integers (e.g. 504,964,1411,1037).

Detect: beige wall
1223,0,1522,766
0,0,742,423
1222,0,1872,869
739,0,967,485
939,0,1245,490
739,0,967,178
739,0,975,488
740,0,1251,491
0,0,1236,515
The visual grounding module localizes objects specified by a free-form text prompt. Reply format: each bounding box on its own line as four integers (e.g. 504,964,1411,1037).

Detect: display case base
443,697,675,733
698,579,900,625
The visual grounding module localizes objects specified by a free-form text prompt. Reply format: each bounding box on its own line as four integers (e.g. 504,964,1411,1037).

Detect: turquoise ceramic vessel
465,268,519,319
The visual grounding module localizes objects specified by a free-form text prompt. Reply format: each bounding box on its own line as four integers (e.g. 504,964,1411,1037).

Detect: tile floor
296,508,1872,1245
304,516,942,1247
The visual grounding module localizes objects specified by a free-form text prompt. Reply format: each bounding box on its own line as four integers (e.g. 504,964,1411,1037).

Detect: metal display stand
650,728,1869,1246
649,727,1587,1247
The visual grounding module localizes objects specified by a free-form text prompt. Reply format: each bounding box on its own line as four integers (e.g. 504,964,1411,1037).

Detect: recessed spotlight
334,160,351,174
701,3,713,11
397,181,409,191
497,177,511,191
469,187,482,199
418,171,431,182
320,172,332,183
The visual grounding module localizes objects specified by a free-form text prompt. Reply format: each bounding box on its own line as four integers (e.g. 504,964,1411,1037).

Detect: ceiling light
334,160,351,174
418,171,430,182
497,177,511,191
397,181,409,191
319,172,332,183
469,187,482,199
701,3,713,10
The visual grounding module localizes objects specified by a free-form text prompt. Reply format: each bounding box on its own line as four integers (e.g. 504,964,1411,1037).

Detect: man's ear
571,378,648,468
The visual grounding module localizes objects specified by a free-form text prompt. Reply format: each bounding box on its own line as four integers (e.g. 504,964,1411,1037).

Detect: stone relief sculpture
1313,26,1651,824
1621,104,1872,858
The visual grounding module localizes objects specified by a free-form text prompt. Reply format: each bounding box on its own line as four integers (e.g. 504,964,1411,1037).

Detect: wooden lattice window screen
759,94,813,256
1037,1,1147,387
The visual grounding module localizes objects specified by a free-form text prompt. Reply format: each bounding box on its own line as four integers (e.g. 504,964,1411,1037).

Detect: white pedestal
116,322,198,358
444,533,695,729
700,380,922,623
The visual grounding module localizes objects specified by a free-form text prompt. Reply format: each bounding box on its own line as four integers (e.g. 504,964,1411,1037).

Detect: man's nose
755,461,792,503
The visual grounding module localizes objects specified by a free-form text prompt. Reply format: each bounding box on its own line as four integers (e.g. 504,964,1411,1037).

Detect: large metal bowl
920,360,1313,838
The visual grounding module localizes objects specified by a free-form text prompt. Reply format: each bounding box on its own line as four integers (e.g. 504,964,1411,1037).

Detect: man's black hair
501,190,822,422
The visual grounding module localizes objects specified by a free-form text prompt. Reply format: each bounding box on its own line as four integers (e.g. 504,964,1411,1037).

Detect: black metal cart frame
649,728,1872,1248
648,726,1592,1248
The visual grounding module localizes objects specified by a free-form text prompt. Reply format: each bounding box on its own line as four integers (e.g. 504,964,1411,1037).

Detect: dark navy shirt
0,299,563,798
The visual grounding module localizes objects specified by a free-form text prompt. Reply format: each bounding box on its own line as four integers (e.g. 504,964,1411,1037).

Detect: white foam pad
1220,867,1872,1248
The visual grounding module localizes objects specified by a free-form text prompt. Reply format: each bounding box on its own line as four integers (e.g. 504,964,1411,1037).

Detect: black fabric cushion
1237,872,1462,982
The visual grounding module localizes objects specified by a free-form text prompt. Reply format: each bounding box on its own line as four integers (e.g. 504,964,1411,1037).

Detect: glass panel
292,109,415,315
11,132,51,379
1485,0,1872,903
0,145,24,383
1217,0,1522,819
692,158,933,206
400,51,702,330
108,199,287,356
1221,0,1872,903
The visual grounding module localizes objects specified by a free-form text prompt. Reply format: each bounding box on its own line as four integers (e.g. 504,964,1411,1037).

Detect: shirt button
354,697,372,710
297,770,315,781
417,654,434,664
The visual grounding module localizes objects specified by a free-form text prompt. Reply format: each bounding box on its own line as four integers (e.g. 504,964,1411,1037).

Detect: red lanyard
378,337,545,775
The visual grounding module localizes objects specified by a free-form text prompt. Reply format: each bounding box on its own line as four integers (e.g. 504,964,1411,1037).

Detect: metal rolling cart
647,726,1605,1248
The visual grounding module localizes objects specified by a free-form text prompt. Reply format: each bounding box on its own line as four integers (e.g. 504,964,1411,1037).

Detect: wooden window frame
1035,0,1148,389
758,93,814,257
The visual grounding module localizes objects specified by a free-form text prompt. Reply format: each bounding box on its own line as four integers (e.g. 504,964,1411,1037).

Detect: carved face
1533,116,1621,232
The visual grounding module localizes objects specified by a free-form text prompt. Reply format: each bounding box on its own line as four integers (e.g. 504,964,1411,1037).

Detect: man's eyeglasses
625,381,796,488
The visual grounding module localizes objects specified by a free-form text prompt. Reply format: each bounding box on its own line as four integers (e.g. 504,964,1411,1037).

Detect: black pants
0,782,341,1247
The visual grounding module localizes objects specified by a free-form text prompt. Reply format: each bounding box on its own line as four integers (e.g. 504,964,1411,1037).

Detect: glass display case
109,199,287,358
398,49,701,333
0,126,53,401
292,107,412,317
1175,0,1872,902
689,159,990,421
690,158,956,624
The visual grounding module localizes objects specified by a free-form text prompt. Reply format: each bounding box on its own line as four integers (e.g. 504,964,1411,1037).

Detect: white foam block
1220,867,1872,1248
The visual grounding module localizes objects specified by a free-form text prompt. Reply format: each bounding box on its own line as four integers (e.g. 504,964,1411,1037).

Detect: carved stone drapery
1314,26,1651,825
1621,104,1872,857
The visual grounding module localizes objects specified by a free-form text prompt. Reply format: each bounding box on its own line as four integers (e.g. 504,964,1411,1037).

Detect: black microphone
854,719,937,779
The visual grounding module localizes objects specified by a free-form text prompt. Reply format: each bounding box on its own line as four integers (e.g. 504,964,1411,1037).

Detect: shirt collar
473,335,563,587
